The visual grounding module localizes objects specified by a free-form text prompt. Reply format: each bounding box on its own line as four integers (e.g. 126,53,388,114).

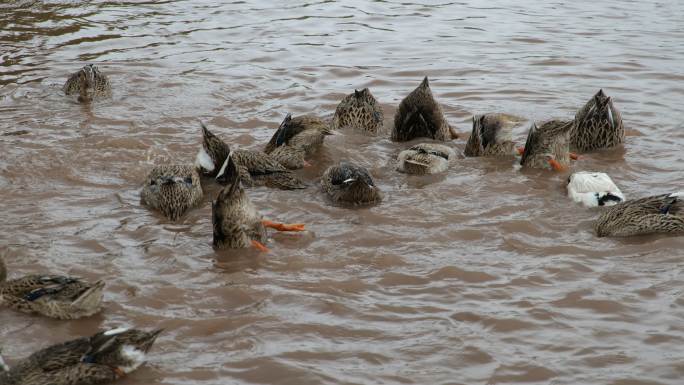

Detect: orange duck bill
262,219,306,232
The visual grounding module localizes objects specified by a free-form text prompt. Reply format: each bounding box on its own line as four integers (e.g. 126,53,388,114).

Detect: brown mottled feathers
321,162,382,205
595,193,684,237
464,113,517,157
331,88,384,133
140,164,203,221
392,76,457,142
520,119,572,170
571,89,624,152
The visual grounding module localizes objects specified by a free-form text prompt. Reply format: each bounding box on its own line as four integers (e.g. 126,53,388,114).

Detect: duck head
84,328,162,377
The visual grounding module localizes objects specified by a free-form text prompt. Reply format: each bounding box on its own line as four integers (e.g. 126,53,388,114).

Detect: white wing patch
104,327,129,336
195,147,215,173
119,345,147,374
216,157,229,179
0,353,9,372
567,172,625,207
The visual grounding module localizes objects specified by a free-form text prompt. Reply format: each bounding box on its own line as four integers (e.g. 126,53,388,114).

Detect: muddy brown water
1,1,684,384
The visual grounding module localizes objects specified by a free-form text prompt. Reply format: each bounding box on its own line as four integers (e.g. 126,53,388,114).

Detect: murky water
1,1,684,384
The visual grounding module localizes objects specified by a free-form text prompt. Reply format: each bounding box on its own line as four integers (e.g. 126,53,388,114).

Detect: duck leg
262,220,305,232
251,240,270,252
569,152,579,160
547,158,567,172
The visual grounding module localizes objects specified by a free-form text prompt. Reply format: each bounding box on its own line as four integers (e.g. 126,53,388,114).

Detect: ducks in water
567,172,625,207
0,327,161,385
63,64,112,103
321,162,382,205
330,88,384,133
140,165,203,221
195,122,305,190
212,151,305,251
595,192,684,237
0,253,104,320
392,76,458,142
396,143,456,174
519,119,573,171
571,89,624,152
264,113,334,169
464,113,519,157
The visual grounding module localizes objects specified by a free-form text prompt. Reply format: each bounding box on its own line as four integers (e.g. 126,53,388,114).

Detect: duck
396,143,456,174
140,164,203,221
264,113,334,169
567,172,625,207
330,88,384,133
321,162,382,205
392,76,459,142
463,113,519,157
0,253,104,320
570,89,624,152
0,327,161,385
594,192,684,237
62,64,112,103
212,151,305,251
519,119,574,171
195,122,305,190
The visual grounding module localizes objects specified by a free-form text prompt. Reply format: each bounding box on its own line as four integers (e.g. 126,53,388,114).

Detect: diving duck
570,89,624,152
392,76,458,142
212,151,305,252
195,122,305,190
330,88,384,133
463,113,518,157
519,119,574,171
140,165,203,221
0,253,104,320
321,162,382,205
0,327,161,385
595,192,684,237
63,64,112,103
567,172,625,207
396,143,456,174
264,113,334,169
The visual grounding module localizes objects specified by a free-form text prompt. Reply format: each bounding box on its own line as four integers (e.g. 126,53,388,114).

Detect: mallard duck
519,120,573,171
321,162,382,205
567,172,625,207
195,122,305,190
571,89,624,152
595,192,684,237
464,113,518,157
212,151,305,251
396,143,456,174
0,253,104,320
264,113,334,169
63,64,112,103
392,76,458,142
330,88,384,133
1,327,161,385
140,165,203,221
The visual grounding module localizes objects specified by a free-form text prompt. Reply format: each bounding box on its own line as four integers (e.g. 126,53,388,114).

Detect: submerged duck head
567,171,625,207
520,120,573,171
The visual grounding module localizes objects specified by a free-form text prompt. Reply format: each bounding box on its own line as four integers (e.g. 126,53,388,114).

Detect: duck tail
71,280,105,311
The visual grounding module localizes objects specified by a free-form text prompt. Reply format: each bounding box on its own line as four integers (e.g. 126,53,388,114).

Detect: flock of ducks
1,64,682,385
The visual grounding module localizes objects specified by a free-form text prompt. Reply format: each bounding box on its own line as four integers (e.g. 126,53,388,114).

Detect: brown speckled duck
0,327,161,385
595,192,684,237
520,119,574,171
212,151,305,252
571,89,624,153
321,162,382,205
330,88,384,133
396,143,456,174
392,76,458,142
140,165,203,221
0,253,104,320
63,64,112,103
195,122,305,190
464,113,518,157
264,113,334,169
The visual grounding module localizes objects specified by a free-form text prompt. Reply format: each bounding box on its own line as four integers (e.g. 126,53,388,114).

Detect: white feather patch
670,192,684,198
195,147,215,172
216,157,229,179
119,345,147,374
567,172,625,207
104,327,129,336
607,105,614,128
0,354,9,372
343,178,355,183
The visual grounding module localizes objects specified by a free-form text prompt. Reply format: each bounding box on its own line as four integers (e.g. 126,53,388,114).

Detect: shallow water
1,1,684,384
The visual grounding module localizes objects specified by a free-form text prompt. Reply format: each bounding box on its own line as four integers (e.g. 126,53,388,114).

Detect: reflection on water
1,1,684,384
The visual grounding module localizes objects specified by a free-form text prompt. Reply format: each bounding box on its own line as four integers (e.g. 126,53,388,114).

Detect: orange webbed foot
262,219,305,232
251,240,270,252
569,152,579,160
548,158,567,172
516,147,525,156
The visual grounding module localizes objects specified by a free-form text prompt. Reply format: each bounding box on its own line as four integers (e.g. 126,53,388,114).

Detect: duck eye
184,177,193,185
150,179,156,185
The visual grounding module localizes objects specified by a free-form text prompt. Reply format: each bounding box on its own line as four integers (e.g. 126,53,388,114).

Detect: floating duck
464,113,518,157
396,143,456,174
567,172,625,207
63,64,112,103
331,88,384,133
595,192,684,237
264,113,334,169
140,165,203,221
321,162,382,205
571,89,624,152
